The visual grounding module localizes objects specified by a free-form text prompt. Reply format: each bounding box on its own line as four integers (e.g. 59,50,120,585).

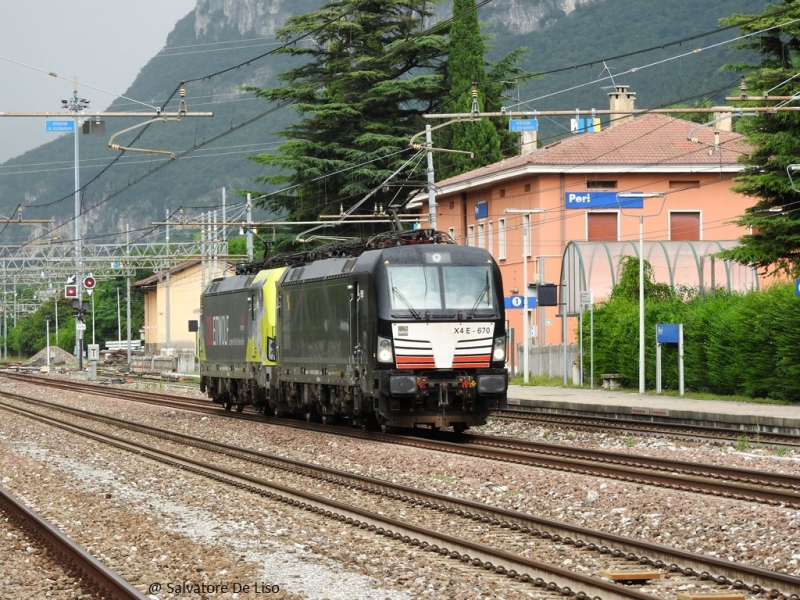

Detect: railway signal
83,275,96,295
64,284,78,298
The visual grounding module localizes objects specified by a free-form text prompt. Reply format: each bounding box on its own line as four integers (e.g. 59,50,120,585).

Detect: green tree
243,0,449,227
5,296,76,359
435,0,503,179
88,276,146,348
3,275,149,361
716,1,800,276
418,0,526,179
610,256,675,302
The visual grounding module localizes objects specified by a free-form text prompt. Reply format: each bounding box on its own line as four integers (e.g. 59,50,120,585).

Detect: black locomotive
198,230,508,432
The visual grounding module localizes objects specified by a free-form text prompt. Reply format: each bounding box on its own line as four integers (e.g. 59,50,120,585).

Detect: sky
0,0,198,164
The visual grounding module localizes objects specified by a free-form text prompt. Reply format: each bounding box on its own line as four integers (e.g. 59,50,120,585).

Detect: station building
408,86,761,361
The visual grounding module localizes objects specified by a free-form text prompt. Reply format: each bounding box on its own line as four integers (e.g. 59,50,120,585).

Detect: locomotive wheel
236,403,244,413
223,400,232,411
453,424,468,434
321,415,331,425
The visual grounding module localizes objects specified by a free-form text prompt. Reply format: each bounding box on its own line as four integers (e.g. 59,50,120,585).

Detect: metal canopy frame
560,240,760,315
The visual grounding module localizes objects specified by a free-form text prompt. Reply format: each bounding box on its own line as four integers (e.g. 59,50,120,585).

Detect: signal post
4,79,213,373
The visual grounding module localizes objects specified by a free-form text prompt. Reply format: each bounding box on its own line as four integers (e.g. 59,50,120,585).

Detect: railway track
2,390,798,600
6,371,800,509
21,369,799,445
494,408,800,447
0,484,147,600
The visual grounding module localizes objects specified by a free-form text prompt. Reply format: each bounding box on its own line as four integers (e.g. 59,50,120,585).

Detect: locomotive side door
349,275,370,413
350,276,364,366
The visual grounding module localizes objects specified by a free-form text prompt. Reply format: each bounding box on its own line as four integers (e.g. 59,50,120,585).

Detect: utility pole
125,224,132,370
165,208,171,352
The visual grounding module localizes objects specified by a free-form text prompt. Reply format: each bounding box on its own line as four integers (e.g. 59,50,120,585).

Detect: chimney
520,130,537,155
608,85,635,126
711,107,733,131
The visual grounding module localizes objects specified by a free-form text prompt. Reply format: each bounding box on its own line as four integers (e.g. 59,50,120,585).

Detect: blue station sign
509,119,538,132
46,120,75,132
656,324,681,344
504,296,538,310
565,191,644,210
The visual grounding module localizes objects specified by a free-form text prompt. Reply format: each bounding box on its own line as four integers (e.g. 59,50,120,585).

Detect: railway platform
506,385,800,435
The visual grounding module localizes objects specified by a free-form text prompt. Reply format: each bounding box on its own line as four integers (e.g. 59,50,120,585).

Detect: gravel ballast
1,378,799,599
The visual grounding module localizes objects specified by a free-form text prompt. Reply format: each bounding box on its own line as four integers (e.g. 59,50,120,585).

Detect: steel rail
0,485,148,600
2,391,799,599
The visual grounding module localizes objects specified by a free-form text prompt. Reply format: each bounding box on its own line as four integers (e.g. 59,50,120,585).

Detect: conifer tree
716,1,800,276
243,0,449,226
435,0,525,180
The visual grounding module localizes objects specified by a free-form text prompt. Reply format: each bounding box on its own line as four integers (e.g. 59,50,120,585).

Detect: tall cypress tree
435,0,525,180
716,1,800,276
243,0,449,228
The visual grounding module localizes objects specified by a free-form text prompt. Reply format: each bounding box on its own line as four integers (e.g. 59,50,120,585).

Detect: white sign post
580,291,594,388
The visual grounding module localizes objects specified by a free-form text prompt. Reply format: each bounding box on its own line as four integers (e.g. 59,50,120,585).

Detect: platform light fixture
787,164,800,192
504,208,545,383
616,192,667,395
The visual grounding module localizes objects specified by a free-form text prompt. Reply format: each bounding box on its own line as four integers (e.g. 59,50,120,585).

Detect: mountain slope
0,0,768,245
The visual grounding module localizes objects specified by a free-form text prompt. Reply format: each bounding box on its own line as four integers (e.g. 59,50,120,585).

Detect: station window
587,213,618,241
670,211,701,240
669,180,700,189
586,180,617,189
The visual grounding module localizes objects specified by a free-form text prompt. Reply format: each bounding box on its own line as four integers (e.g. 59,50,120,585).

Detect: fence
129,350,195,375
515,343,580,380
105,340,142,351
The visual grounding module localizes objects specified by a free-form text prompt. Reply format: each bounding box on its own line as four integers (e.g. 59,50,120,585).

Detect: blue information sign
796,278,800,297
504,296,537,310
565,191,644,210
656,324,680,344
509,119,538,132
46,120,75,132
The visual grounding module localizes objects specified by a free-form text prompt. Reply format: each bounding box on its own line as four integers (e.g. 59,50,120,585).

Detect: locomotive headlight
377,336,394,363
492,336,507,362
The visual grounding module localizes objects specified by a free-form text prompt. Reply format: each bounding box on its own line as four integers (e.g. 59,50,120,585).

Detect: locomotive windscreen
386,264,495,311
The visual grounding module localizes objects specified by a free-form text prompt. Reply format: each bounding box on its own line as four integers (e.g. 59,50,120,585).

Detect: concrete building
134,259,229,354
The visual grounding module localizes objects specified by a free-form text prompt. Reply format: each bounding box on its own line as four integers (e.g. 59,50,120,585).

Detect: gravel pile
1,377,799,600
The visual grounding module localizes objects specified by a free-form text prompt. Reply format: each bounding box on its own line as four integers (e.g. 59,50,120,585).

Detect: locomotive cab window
386,264,495,312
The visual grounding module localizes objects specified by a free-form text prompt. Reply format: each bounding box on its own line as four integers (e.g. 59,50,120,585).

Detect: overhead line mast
0,79,213,370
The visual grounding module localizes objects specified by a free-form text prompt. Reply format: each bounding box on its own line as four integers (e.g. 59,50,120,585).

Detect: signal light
83,276,96,289
65,285,78,298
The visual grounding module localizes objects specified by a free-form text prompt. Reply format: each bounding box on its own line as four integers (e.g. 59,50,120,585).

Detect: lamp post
62,81,90,370
616,192,667,394
504,208,545,383
787,164,800,192
45,319,51,372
